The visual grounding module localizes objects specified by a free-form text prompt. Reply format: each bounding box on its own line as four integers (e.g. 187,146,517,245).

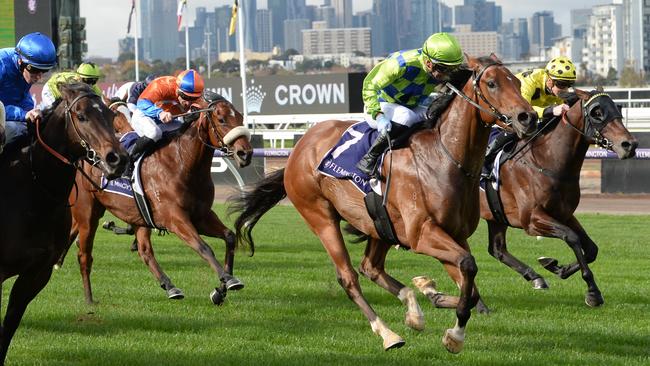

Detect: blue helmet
15,32,56,70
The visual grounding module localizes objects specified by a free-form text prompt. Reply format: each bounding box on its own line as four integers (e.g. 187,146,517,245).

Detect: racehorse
0,83,128,365
478,89,638,307
229,55,538,353
61,93,253,305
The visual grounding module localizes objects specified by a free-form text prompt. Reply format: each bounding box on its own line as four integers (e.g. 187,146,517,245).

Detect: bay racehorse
0,83,128,364
60,93,253,305
229,55,538,353
478,89,637,307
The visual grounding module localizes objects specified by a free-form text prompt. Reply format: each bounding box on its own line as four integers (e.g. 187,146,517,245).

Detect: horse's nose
236,149,252,167
517,111,537,127
622,139,638,158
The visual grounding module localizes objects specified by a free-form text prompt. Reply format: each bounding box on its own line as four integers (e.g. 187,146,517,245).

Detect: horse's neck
437,95,491,174
529,113,589,175
175,124,215,175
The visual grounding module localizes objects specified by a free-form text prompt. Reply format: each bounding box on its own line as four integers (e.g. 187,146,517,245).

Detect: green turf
2,206,649,365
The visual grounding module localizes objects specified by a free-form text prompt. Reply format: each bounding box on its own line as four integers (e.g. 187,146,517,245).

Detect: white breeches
131,109,163,141
365,102,430,128
41,84,56,108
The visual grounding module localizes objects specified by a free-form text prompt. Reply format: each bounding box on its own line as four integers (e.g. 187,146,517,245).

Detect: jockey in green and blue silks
357,32,464,175
0,32,56,153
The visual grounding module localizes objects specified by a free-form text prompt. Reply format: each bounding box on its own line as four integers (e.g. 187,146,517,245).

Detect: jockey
41,62,104,107
356,32,464,175
483,56,577,173
0,32,56,153
125,69,204,176
116,74,157,112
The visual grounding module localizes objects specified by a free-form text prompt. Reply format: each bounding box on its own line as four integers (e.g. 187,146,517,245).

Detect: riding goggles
553,79,574,89
25,64,50,74
82,77,99,86
178,91,200,101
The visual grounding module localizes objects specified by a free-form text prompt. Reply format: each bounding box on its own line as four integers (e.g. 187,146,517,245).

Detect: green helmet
76,62,101,78
422,33,463,66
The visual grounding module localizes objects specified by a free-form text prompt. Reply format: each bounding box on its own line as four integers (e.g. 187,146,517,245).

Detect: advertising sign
13,0,53,40
204,73,364,114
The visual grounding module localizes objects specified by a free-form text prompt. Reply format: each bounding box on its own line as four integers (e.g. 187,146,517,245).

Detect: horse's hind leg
167,214,231,305
531,212,603,307
55,218,80,270
134,227,184,300
1,266,53,363
487,221,548,290
195,211,243,291
359,238,424,331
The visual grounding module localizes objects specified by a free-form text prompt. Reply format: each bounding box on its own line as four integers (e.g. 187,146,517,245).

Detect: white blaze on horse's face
93,103,103,113
506,76,512,81
229,109,236,118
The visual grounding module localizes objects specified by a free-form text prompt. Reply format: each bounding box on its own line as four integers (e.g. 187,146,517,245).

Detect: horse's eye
77,114,87,122
591,108,603,118
487,80,496,89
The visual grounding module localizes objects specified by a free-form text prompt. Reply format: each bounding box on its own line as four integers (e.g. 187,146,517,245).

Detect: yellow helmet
545,56,576,81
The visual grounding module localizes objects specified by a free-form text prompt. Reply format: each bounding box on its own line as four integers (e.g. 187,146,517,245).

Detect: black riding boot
357,123,408,176
426,88,456,123
123,136,155,178
482,131,517,177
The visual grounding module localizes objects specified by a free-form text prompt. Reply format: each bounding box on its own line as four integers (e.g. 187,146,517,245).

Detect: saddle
481,141,517,226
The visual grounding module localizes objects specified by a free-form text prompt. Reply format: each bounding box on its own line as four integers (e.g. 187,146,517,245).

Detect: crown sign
245,80,266,114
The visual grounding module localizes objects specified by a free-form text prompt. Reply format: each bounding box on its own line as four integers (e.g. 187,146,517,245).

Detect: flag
228,0,238,36
177,0,187,31
127,0,135,34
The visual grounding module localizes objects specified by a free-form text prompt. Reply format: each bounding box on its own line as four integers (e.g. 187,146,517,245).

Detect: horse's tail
228,168,287,256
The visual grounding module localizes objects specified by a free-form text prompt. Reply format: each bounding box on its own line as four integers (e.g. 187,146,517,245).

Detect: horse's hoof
102,221,115,230
167,287,185,300
585,292,604,307
53,264,61,270
383,336,406,351
476,301,491,315
531,277,550,290
442,329,464,354
225,277,244,291
412,276,437,296
405,311,425,331
538,257,559,271
210,288,226,305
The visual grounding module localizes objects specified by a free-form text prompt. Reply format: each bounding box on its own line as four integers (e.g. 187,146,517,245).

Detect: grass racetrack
2,205,649,365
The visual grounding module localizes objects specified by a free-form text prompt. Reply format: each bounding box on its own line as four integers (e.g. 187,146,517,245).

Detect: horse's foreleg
55,219,80,270
134,227,184,300
411,222,479,354
531,211,603,307
169,216,231,305
359,238,424,331
195,211,242,290
1,266,53,363
487,221,548,290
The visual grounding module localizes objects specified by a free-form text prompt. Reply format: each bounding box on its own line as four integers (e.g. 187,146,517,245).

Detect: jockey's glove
376,114,391,134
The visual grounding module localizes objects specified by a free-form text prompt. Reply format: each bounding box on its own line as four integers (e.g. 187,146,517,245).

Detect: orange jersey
136,76,184,117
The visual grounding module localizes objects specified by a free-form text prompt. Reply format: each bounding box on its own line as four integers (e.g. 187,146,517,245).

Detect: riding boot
426,88,455,123
123,136,155,178
482,132,517,178
356,123,408,176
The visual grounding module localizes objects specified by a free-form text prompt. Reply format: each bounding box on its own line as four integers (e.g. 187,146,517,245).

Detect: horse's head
465,54,537,138
107,98,134,134
57,83,129,178
564,89,637,159
201,92,253,167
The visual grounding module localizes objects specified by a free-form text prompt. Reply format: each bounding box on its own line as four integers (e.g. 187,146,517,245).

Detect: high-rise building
213,5,236,54
409,0,441,49
284,18,311,53
268,0,308,50
255,9,273,52
332,0,353,28
140,0,178,62
372,0,406,56
583,4,624,77
302,27,371,56
452,29,498,57
314,6,336,28
528,11,560,58
499,18,529,60
454,0,502,32
643,1,650,73
614,0,644,73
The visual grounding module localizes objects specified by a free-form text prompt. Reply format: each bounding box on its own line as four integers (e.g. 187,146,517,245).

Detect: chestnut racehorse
230,55,538,353
61,94,253,305
478,89,637,306
0,83,128,364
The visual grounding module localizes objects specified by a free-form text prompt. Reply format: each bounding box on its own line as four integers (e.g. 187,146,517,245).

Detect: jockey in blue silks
0,32,57,153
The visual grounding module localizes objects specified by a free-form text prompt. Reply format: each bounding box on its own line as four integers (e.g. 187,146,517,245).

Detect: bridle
195,99,251,157
444,62,513,130
561,93,618,150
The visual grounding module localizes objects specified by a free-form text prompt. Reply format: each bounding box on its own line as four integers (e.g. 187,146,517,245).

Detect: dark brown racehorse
60,94,253,305
0,83,128,365
230,55,538,353
478,89,638,307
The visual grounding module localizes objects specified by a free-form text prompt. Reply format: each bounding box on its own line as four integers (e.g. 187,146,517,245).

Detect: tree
605,67,618,86
618,66,647,87
117,52,135,64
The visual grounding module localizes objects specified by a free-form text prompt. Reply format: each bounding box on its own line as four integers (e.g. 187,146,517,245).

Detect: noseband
198,99,251,157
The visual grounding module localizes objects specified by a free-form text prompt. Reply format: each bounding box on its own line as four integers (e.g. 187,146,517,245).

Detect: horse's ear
574,88,590,101
489,53,502,63
58,82,75,100
464,52,477,68
596,85,604,92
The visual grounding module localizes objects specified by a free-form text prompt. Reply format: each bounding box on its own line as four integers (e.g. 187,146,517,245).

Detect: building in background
302,22,371,57
499,18,529,61
255,9,273,52
615,0,644,73
284,18,311,53
528,11,561,60
140,0,177,62
408,0,442,50
454,0,502,32
332,0,353,28
583,3,624,77
452,25,498,57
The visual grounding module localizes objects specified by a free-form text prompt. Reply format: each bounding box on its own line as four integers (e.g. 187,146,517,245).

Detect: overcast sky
81,0,610,59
